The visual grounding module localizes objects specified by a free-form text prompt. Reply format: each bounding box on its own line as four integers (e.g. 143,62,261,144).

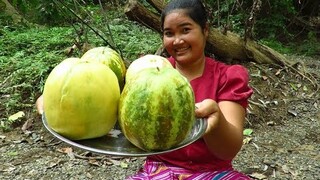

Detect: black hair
160,0,208,31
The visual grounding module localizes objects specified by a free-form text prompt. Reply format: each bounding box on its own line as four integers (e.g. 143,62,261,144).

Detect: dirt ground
0,55,319,180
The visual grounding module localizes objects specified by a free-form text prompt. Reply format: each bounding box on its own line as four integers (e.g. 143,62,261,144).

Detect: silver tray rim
42,114,207,157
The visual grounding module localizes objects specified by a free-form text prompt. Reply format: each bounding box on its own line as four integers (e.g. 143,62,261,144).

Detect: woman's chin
174,54,191,63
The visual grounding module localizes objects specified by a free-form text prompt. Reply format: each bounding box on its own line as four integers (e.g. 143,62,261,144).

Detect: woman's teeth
176,47,188,52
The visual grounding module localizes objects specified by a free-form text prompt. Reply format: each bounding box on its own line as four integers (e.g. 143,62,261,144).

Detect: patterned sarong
127,159,251,180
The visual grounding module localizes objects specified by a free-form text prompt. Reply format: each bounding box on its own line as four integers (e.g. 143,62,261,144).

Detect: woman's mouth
175,47,189,55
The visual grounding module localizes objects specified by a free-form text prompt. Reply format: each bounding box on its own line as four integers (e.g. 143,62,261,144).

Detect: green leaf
290,83,297,91
7,151,19,156
243,129,253,136
120,161,128,168
8,111,25,121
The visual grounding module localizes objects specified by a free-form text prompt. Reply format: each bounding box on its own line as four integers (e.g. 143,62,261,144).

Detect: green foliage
0,8,161,130
260,30,320,56
290,31,320,56
203,0,319,56
204,0,296,37
204,0,250,31
36,1,75,25
259,39,292,55
108,21,162,61
0,2,318,131
0,26,73,130
0,14,12,27
70,7,162,61
10,0,85,25
255,0,296,40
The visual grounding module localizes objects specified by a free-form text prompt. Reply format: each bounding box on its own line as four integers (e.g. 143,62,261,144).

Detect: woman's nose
173,36,184,45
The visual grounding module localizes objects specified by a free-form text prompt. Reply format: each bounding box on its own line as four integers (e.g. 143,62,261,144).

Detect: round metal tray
42,114,207,157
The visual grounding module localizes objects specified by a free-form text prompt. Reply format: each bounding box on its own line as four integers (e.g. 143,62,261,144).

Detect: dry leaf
267,121,275,126
288,109,298,116
262,76,268,80
58,147,73,153
249,172,267,179
57,147,75,159
21,119,33,131
108,129,122,138
313,102,318,109
243,137,253,144
86,172,93,179
282,165,290,174
108,159,121,166
2,166,16,172
47,159,61,169
89,159,101,166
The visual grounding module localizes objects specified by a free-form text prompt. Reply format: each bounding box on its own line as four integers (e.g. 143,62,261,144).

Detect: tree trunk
124,0,289,65
1,0,26,23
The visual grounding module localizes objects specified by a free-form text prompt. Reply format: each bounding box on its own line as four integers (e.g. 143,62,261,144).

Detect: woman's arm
195,99,245,160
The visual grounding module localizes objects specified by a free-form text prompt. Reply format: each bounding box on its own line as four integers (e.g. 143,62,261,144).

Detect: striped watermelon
118,66,195,151
81,47,126,90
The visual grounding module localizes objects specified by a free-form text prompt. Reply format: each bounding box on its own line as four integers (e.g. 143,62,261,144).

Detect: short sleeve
218,65,253,108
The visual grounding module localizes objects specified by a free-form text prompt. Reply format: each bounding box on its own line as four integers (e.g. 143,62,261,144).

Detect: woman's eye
164,31,173,37
183,28,190,33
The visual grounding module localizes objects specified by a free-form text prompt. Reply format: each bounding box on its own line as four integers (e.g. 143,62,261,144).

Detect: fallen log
124,0,161,32
124,0,290,65
206,29,287,64
146,0,166,13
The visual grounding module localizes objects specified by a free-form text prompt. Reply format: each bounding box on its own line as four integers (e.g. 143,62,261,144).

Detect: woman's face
162,10,208,65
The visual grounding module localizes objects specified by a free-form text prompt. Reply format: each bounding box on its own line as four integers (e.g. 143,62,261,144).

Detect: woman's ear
204,23,209,38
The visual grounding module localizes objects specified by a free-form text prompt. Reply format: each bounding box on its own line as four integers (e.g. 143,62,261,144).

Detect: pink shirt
149,56,253,172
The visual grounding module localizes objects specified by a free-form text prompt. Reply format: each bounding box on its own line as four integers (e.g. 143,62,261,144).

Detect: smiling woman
32,0,253,179
127,0,253,179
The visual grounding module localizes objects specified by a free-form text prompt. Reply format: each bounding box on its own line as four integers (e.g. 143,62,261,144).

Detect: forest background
0,1,319,179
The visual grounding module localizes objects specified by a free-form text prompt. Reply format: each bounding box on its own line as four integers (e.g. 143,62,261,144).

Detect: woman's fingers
195,99,217,118
36,95,44,115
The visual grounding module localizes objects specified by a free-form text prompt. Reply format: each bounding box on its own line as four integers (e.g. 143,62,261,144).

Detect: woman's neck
175,56,206,81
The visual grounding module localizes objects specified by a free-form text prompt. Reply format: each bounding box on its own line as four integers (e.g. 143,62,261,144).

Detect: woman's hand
195,99,246,160
195,99,221,134
36,95,44,115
